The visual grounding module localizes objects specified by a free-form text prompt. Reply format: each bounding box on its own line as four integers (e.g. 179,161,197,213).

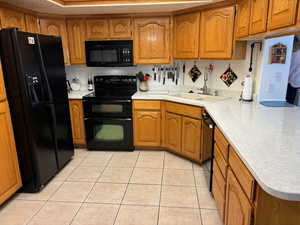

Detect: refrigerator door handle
35,36,54,103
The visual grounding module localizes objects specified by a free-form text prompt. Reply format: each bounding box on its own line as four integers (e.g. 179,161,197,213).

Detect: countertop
68,90,92,99
133,92,300,201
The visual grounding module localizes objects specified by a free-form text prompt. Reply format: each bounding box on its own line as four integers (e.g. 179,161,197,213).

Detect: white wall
66,41,263,97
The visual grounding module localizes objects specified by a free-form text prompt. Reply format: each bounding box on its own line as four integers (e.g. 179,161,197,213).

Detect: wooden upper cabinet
165,112,182,154
25,14,39,33
39,18,70,65
134,16,171,64
235,0,251,39
0,62,6,102
200,7,235,59
268,0,298,30
249,0,269,35
297,1,300,24
69,100,86,146
0,101,22,205
67,19,86,65
225,169,252,225
174,12,200,59
110,17,132,39
133,110,161,147
86,18,109,40
181,117,201,161
0,8,26,31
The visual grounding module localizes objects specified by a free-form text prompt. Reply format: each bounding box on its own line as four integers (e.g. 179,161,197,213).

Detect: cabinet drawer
133,100,161,110
214,127,229,160
229,147,255,202
212,173,225,222
214,144,228,179
213,159,226,197
165,102,202,119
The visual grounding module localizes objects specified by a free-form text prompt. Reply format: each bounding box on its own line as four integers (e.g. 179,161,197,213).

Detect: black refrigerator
0,28,74,192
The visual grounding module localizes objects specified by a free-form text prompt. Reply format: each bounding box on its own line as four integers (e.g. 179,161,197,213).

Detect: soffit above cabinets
0,0,223,15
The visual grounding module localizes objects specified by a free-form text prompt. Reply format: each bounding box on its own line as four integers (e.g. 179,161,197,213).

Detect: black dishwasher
202,110,215,192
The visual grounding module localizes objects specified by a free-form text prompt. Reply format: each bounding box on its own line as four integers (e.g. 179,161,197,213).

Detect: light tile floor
0,149,222,225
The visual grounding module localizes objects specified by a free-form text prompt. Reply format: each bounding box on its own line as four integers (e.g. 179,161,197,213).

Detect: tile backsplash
66,41,263,97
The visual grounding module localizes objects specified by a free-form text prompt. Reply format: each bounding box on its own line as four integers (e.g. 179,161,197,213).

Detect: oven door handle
84,117,132,121
83,99,132,103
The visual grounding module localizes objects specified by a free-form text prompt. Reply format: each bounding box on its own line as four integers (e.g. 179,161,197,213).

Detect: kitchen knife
183,62,186,85
153,66,156,81
158,65,161,82
175,63,179,85
163,66,166,85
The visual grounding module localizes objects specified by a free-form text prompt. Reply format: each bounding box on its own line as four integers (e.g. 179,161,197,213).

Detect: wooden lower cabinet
165,112,182,154
254,187,300,225
181,117,201,161
133,110,161,147
0,101,22,205
69,100,86,146
225,168,252,225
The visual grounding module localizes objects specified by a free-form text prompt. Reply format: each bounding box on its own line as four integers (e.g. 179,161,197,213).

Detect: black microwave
85,40,133,67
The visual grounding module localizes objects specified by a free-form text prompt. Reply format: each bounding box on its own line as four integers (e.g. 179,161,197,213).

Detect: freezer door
0,29,59,191
38,34,74,169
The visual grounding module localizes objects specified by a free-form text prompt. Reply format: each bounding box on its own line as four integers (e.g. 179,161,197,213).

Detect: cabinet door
249,0,269,34
133,110,161,147
200,7,235,59
39,18,70,65
69,100,86,146
174,12,200,59
165,112,182,153
25,14,39,33
0,101,22,205
225,169,252,225
134,17,171,64
181,117,201,161
110,17,132,39
235,0,251,38
67,19,86,65
0,62,6,102
86,18,109,40
268,0,298,30
297,1,300,24
0,8,26,31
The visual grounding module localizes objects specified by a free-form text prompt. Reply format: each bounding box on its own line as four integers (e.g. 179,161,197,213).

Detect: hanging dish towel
188,64,202,82
220,65,238,87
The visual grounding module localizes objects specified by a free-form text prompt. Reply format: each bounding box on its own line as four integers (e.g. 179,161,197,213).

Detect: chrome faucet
199,68,209,95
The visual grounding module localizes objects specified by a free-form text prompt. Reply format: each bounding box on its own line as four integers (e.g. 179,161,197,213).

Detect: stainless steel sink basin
170,93,229,102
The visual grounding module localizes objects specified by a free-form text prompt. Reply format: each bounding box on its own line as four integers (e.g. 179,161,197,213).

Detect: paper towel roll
242,75,253,101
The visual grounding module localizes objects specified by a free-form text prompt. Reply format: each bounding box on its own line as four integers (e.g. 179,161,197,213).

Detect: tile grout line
156,150,166,225
112,151,140,225
193,165,204,225
68,151,114,225
24,149,88,225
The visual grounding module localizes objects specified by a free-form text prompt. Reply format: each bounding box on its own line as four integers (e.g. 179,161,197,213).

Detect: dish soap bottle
88,76,94,91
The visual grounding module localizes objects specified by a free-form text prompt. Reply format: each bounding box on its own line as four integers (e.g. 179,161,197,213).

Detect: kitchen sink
170,93,229,102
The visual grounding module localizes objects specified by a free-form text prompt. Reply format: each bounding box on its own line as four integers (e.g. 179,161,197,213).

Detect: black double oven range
83,76,137,151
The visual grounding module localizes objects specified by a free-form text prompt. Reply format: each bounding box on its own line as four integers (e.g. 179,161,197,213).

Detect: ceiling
0,0,223,15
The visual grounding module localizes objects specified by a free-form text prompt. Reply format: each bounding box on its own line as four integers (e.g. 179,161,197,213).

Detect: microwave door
87,47,118,67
